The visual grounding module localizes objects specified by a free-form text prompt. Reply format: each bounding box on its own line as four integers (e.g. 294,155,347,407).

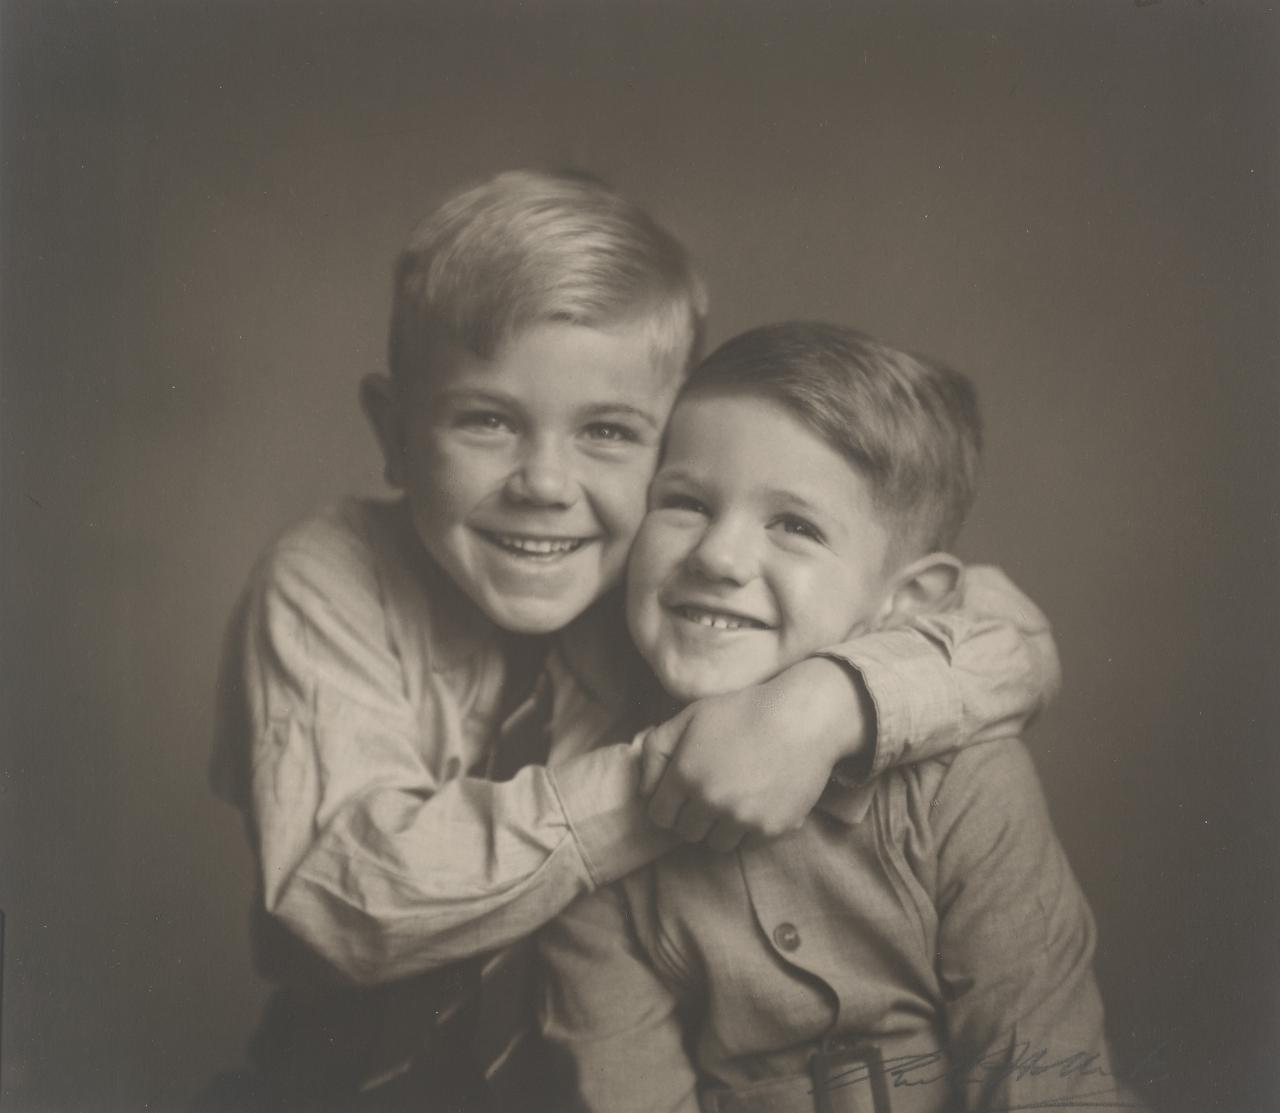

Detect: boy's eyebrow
651,465,701,486
576,402,663,430
761,486,836,519
432,386,521,408
431,390,661,430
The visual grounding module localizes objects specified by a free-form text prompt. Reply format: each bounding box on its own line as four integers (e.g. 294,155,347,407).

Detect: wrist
773,656,871,767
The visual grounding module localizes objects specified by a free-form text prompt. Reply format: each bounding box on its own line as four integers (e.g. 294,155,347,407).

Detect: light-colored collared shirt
213,497,1060,986
213,498,669,985
540,742,1129,1113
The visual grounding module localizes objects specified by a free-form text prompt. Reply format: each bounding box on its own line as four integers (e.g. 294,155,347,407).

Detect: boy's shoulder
935,736,1038,784
247,497,494,669
816,739,1038,839
258,497,390,575
913,737,1039,803
898,740,1053,877
243,499,394,626
859,738,1042,835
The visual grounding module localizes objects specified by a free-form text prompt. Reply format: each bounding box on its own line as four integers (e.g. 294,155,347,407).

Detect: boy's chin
476,590,597,635
656,663,775,705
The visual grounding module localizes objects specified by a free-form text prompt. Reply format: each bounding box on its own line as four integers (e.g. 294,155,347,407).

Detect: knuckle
705,795,742,821
760,816,789,838
734,811,767,835
667,763,697,790
647,803,674,829
696,784,727,808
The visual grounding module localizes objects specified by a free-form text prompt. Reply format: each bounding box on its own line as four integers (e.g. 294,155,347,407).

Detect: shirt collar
370,496,498,672
555,590,663,716
816,779,878,825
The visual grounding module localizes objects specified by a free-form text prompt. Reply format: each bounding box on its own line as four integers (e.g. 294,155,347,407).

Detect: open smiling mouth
477,530,592,560
672,604,772,631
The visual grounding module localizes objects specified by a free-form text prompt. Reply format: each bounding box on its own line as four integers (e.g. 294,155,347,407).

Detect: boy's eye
583,421,639,444
657,492,709,515
775,515,824,543
455,410,516,434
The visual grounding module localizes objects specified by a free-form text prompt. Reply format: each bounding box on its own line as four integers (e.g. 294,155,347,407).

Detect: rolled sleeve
819,564,1061,781
214,510,669,985
548,738,678,888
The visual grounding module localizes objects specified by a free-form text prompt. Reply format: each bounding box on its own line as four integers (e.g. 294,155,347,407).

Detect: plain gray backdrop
2,2,1277,1111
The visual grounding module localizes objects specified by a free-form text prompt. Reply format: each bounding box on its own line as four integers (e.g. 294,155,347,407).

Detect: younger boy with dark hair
213,173,1061,1111
541,322,1134,1113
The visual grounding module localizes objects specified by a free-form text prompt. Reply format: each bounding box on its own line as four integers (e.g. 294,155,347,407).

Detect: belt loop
809,1040,836,1113
809,1040,892,1113
863,1045,890,1113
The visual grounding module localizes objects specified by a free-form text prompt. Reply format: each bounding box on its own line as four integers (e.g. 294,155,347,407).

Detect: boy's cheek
606,479,658,549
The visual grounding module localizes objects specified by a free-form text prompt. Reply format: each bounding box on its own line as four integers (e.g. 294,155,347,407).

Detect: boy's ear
877,552,963,627
360,373,406,489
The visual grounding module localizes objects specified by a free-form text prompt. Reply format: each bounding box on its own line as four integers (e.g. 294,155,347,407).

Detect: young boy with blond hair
541,322,1134,1113
212,172,1060,1111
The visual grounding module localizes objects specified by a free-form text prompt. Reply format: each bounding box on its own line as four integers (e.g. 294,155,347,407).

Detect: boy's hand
639,657,873,852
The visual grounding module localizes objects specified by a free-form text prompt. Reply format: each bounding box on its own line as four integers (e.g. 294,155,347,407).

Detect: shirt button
773,922,801,952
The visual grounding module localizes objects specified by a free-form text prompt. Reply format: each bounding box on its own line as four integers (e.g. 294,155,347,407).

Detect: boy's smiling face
369,320,685,633
627,389,897,704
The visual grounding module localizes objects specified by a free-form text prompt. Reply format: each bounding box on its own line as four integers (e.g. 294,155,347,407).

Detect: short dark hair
684,321,982,555
389,169,707,382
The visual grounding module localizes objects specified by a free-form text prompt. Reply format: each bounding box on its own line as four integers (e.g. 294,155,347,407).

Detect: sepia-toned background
2,2,1277,1110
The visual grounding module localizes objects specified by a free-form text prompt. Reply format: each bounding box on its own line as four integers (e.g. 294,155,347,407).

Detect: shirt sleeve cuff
546,739,678,888
817,627,962,779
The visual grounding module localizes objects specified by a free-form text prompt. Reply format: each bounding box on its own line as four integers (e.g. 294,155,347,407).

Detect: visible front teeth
488,533,585,555
677,605,764,631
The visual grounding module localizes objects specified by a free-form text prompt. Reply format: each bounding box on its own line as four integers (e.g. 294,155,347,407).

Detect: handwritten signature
811,1040,1165,1111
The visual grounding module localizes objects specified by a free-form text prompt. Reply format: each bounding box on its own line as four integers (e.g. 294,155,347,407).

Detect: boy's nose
505,442,575,507
687,521,756,585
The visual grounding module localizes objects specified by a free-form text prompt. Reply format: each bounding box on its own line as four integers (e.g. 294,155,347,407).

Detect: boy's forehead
422,320,687,406
663,391,880,515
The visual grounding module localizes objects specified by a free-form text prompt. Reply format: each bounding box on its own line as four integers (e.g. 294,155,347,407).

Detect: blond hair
389,170,707,381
